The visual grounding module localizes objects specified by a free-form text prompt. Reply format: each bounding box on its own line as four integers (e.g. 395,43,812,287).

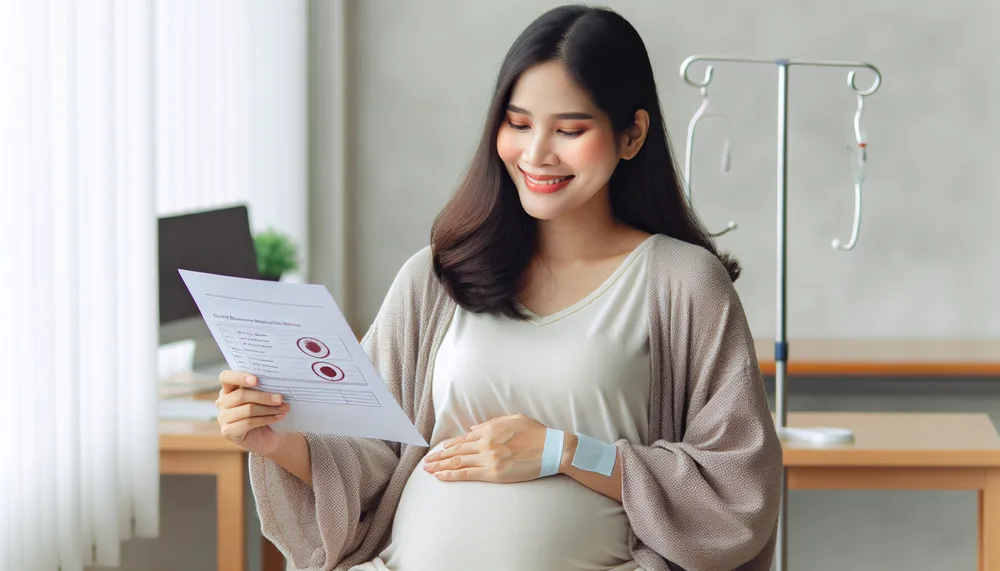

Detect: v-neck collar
517,235,655,326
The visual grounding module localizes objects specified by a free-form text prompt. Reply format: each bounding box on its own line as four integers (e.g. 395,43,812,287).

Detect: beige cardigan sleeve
617,246,783,571
247,251,432,570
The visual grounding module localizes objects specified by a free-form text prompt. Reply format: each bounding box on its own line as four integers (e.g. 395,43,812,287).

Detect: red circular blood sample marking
297,337,330,358
311,361,344,382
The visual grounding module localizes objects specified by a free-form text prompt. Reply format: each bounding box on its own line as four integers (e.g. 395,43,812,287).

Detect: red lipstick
518,166,574,194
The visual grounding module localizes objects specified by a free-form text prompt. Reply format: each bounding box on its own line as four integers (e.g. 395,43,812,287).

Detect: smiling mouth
518,166,575,193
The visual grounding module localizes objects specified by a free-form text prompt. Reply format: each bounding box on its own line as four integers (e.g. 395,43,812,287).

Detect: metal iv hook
683,76,738,237
831,85,869,251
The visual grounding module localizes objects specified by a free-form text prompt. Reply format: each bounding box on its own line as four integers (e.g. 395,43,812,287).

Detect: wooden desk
160,412,1000,571
755,339,1000,376
159,419,286,571
785,412,1000,570
158,337,1000,571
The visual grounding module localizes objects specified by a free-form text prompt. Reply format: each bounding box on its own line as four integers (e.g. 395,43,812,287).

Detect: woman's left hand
423,413,554,483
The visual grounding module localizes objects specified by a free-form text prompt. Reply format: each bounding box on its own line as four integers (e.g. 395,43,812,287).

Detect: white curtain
155,0,310,278
1,0,308,567
0,1,160,570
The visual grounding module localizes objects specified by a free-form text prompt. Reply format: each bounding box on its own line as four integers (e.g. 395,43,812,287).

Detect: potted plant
253,228,298,281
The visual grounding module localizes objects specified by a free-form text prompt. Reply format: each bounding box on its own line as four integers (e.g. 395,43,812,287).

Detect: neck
534,187,623,264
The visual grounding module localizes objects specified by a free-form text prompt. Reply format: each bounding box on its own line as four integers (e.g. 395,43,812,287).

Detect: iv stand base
777,426,855,445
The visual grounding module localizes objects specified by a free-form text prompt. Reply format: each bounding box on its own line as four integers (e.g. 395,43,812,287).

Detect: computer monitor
158,204,261,368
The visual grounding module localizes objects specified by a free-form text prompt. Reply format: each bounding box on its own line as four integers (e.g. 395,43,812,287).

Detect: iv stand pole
679,56,882,571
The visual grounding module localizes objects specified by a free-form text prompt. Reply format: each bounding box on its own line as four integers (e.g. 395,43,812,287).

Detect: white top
361,236,654,571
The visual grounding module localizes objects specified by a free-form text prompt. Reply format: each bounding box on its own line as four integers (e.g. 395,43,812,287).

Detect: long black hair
431,4,740,319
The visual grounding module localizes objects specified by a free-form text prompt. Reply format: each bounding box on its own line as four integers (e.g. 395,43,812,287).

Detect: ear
619,109,650,160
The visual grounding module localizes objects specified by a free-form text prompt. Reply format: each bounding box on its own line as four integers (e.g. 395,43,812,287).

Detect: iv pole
678,56,883,571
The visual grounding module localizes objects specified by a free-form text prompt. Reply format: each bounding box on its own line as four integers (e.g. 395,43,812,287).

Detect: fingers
217,386,284,410
218,370,259,394
220,413,286,440
217,401,290,425
443,431,483,449
215,368,284,413
425,452,480,473
432,467,483,481
425,441,478,464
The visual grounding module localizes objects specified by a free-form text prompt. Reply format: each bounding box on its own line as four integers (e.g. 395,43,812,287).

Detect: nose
522,131,559,168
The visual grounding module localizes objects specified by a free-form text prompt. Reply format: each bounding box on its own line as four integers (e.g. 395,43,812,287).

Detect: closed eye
507,121,583,139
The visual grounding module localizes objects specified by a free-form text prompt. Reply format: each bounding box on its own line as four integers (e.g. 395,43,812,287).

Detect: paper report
179,270,427,446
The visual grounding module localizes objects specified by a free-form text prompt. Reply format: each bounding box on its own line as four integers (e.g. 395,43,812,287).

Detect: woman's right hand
215,370,290,457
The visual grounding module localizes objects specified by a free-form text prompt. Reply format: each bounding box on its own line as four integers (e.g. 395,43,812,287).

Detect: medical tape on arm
570,433,617,476
539,428,564,477
540,428,618,478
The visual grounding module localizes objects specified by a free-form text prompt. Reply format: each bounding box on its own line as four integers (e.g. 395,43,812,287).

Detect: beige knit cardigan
249,234,783,571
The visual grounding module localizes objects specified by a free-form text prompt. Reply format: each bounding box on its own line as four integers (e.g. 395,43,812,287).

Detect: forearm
558,434,622,503
265,431,313,486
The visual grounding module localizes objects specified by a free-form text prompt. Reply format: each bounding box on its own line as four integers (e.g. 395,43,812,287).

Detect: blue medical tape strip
571,433,617,476
539,428,564,478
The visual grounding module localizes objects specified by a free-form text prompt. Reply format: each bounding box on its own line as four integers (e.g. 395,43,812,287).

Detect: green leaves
253,229,298,280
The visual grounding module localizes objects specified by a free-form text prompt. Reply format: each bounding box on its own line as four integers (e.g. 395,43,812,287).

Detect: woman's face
496,61,626,221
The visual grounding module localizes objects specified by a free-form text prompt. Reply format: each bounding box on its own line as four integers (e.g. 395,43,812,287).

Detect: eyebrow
507,104,594,121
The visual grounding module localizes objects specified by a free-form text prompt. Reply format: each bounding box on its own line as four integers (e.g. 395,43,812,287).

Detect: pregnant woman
214,5,782,570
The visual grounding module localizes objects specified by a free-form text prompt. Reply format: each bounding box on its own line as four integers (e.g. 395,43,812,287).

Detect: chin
515,187,574,221
520,205,563,221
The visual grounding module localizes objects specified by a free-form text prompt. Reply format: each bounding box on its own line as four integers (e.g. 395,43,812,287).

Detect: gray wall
104,2,999,571
331,0,1000,339
312,1,1000,570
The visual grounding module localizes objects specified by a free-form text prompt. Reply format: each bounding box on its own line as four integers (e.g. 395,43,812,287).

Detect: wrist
263,430,298,459
559,433,578,474
263,430,313,486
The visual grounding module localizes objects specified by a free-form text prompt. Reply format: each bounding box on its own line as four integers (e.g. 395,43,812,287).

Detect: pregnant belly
378,449,639,571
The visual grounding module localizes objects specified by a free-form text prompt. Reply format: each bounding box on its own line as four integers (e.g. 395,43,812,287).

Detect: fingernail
271,394,282,404
275,413,285,420
245,376,257,385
